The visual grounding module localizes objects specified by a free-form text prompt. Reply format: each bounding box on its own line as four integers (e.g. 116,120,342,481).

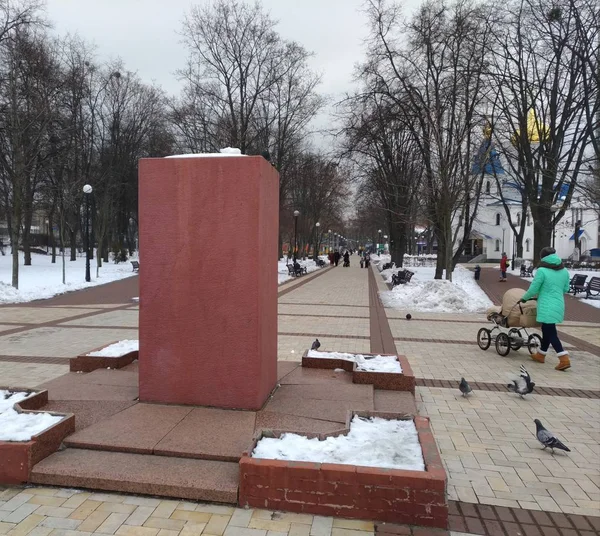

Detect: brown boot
531,351,546,364
555,352,571,371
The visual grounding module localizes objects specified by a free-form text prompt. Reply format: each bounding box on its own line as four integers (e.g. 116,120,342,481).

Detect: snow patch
0,252,137,304
87,340,139,358
0,390,63,442
380,265,492,313
252,415,424,471
307,350,401,373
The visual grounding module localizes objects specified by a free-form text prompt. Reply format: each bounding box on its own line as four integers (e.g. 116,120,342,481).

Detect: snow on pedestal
0,390,62,442
252,415,424,471
87,340,139,358
307,350,402,373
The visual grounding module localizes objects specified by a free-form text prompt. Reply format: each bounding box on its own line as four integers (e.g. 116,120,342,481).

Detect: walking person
499,252,508,281
334,251,341,267
343,250,350,267
520,247,571,371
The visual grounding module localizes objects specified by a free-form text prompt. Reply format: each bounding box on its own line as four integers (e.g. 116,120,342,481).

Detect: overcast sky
44,0,420,144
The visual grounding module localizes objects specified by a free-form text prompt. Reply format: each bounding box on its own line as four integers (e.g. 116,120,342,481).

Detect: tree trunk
389,222,407,267
445,227,454,282
533,217,552,264
434,233,444,279
49,213,56,263
70,229,77,261
11,226,19,289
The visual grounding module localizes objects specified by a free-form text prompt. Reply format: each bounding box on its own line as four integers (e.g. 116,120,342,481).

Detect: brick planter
70,342,138,373
239,413,447,528
302,351,415,394
0,388,75,485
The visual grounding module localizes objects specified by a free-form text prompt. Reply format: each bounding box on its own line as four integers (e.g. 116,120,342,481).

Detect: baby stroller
477,288,542,356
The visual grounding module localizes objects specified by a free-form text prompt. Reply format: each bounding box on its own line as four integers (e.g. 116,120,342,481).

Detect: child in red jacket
499,253,508,281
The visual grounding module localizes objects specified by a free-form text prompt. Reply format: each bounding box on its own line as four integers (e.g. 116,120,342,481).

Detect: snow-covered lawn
278,258,322,285
0,390,63,442
380,265,493,314
252,415,424,471
307,350,402,373
87,340,139,357
0,252,138,304
521,268,600,309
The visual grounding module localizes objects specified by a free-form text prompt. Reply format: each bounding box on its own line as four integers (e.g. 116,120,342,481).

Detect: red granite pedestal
138,155,279,410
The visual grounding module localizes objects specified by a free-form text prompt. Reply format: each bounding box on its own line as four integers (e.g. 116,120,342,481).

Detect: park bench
382,262,394,271
569,274,587,295
391,270,415,287
131,261,140,272
585,277,600,299
315,258,326,267
520,265,534,277
287,263,307,277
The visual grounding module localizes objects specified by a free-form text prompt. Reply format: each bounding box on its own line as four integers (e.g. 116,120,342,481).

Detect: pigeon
311,339,321,351
459,377,473,397
534,419,571,453
508,364,535,397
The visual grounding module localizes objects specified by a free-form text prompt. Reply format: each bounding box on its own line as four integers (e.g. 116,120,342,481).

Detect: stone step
30,448,239,503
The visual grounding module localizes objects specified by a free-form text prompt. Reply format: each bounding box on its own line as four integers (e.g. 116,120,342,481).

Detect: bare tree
486,0,599,262
340,91,422,266
360,0,493,279
179,0,286,154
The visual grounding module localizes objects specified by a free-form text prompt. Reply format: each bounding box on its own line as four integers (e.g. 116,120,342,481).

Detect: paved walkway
1,259,599,536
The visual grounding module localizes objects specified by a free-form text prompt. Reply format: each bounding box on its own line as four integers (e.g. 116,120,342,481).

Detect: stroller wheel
508,328,523,350
477,328,491,350
495,332,511,356
527,333,542,354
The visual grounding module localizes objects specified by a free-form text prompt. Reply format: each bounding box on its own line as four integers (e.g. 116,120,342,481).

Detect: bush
111,243,128,264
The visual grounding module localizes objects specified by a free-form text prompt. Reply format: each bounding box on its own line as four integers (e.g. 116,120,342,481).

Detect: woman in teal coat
521,247,571,370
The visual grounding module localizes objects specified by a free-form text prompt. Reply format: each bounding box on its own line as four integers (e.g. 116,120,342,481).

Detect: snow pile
380,265,492,313
0,252,137,304
252,415,424,471
307,350,401,373
88,340,139,358
0,390,63,442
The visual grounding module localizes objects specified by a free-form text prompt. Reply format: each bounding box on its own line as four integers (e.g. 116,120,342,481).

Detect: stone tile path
1,257,599,536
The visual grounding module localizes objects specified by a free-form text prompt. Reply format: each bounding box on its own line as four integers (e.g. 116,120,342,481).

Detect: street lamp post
293,210,300,263
315,222,320,261
378,229,382,254
83,184,93,282
384,235,388,254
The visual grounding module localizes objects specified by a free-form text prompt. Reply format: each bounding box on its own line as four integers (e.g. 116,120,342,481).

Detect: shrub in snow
252,416,424,471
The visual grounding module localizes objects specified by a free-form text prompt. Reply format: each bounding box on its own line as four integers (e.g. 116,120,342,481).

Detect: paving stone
2,504,40,523
115,526,160,536
248,519,291,533
170,511,212,524
124,507,156,527
229,509,254,528
203,515,232,536
310,517,333,536
40,517,82,530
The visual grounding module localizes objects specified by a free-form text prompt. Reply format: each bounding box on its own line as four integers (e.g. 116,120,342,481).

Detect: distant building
461,129,598,262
